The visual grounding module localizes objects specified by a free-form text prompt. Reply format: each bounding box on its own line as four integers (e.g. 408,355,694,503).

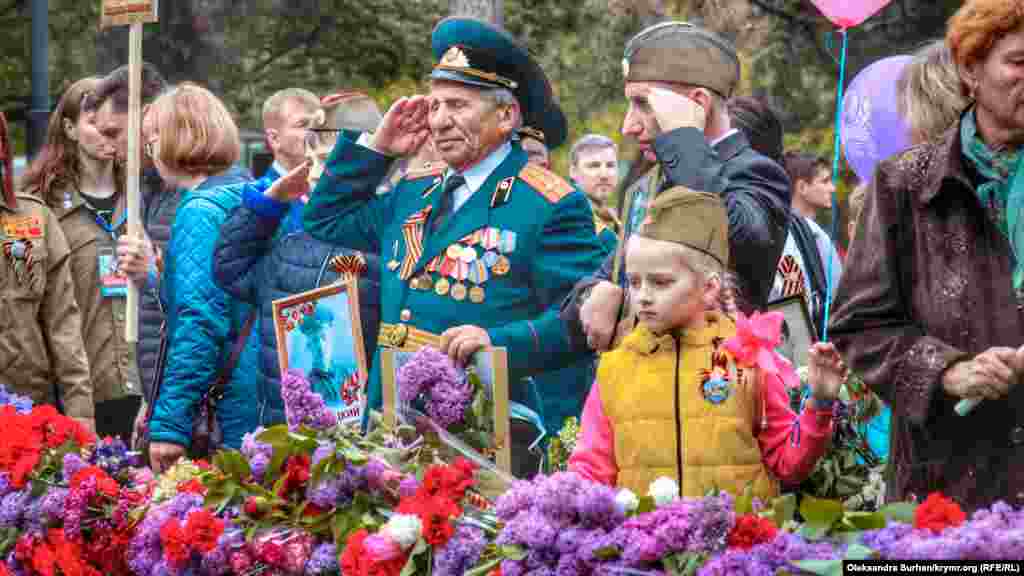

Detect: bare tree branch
747,0,817,25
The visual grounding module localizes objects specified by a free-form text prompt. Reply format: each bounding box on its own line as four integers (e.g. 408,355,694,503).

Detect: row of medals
397,242,511,304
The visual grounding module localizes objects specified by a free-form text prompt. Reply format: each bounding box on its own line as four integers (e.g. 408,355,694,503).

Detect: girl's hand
808,342,846,403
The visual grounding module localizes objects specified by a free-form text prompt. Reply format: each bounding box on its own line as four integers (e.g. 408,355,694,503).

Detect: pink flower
722,311,785,375
363,533,405,562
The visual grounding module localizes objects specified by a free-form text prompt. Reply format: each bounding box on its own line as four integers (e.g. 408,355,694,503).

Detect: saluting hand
266,161,312,202
371,96,432,157
644,85,707,133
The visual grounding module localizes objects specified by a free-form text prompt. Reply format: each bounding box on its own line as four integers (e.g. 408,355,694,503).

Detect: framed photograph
272,279,367,428
766,295,815,368
381,347,511,475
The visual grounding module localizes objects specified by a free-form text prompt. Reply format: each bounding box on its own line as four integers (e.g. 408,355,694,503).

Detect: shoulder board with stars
403,162,445,182
518,164,574,204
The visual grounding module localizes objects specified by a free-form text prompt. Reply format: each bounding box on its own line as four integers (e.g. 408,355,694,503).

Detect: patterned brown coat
829,122,1024,512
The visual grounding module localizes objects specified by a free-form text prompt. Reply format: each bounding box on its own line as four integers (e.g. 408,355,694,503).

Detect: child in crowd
569,189,844,499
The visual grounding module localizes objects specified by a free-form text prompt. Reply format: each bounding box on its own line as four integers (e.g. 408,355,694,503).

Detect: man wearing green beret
274,18,605,476
562,21,792,352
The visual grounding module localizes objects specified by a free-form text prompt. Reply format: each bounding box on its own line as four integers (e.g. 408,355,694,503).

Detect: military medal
387,240,400,271
446,244,463,260
417,273,434,291
435,277,451,296
492,255,511,276
451,283,468,301
469,286,485,303
459,244,477,263
483,250,499,267
499,230,517,254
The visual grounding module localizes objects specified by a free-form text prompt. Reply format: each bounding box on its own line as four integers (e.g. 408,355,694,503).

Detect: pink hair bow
722,311,786,376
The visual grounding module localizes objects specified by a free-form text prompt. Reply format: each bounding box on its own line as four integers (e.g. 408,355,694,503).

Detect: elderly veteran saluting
278,18,604,471
563,22,791,352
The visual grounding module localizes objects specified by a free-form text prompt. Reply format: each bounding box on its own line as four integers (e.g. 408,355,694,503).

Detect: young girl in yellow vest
569,189,844,500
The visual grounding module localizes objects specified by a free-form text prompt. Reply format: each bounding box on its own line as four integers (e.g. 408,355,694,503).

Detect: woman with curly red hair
830,0,1024,512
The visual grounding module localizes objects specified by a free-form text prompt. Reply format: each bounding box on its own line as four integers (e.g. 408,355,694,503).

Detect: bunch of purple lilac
493,472,625,575
281,369,339,431
608,492,737,568
89,436,142,476
0,385,32,413
697,532,844,575
859,500,1024,560
241,428,274,483
396,346,474,428
434,524,488,576
126,492,205,575
305,542,339,574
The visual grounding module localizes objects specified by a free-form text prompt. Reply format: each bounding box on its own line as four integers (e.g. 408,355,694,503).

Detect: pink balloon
809,0,893,28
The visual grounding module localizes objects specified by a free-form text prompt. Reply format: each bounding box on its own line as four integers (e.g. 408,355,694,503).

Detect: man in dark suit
561,21,791,352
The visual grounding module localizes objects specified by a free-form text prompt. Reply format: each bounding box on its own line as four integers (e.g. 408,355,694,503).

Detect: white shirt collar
271,161,288,177
447,141,512,192
446,141,512,212
709,128,739,149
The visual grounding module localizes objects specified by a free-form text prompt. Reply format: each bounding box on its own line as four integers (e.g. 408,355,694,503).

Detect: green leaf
790,559,844,576
400,553,419,576
499,545,528,561
798,522,831,541
256,425,291,447
464,557,503,576
880,502,917,525
636,495,656,515
799,496,844,530
845,544,878,561
844,511,887,532
592,545,621,561
772,493,797,527
735,483,754,515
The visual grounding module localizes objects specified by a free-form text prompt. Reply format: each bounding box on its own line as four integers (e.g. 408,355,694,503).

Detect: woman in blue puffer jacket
212,173,381,428
142,84,261,471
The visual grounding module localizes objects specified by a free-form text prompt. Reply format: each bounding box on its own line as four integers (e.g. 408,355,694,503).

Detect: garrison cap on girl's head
622,21,741,99
430,17,564,148
637,188,730,268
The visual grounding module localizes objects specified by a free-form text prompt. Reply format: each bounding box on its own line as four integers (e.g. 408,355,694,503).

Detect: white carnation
614,488,640,513
382,514,422,550
647,477,679,507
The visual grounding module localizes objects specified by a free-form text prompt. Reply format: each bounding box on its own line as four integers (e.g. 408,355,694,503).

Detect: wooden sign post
101,0,158,343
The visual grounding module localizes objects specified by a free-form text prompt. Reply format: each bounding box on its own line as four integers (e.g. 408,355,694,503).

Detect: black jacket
213,204,382,426
560,128,791,350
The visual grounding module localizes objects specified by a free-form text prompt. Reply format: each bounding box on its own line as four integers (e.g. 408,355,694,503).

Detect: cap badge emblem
441,46,471,69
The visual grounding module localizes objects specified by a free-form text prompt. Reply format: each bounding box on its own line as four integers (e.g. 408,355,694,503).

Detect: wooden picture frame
272,278,367,427
381,347,511,474
766,295,815,368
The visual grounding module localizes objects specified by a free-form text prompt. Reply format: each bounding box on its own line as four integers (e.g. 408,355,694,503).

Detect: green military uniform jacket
304,134,605,412
0,193,93,417
49,183,140,404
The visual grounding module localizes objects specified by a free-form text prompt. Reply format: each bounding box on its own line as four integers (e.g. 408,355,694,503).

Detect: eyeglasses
144,138,158,159
305,128,344,151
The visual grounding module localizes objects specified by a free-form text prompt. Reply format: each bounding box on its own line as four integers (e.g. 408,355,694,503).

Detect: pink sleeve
756,367,834,485
567,381,618,487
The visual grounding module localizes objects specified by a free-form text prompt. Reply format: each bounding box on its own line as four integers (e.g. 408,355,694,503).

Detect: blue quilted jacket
213,184,382,417
149,173,265,451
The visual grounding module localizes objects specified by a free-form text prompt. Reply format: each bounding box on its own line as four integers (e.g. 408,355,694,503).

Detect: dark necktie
433,173,466,231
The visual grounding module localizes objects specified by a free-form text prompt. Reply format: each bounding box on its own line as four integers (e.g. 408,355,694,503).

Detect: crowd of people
1,0,1022,514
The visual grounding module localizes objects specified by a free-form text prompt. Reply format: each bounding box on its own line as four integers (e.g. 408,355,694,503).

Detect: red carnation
727,514,779,550
279,454,311,498
71,466,120,500
398,494,461,547
914,492,966,534
184,509,225,554
421,460,476,501
177,478,206,496
339,528,407,576
159,519,191,566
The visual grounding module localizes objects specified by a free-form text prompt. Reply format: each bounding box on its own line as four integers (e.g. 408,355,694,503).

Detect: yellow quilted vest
597,312,780,500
